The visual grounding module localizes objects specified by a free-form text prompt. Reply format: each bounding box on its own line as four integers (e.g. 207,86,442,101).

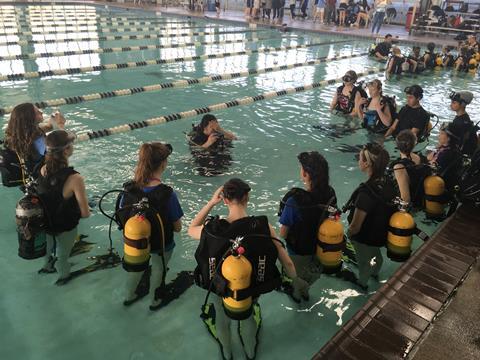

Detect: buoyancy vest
0,144,43,187
335,85,367,114
194,215,281,299
36,167,81,234
115,181,174,253
388,55,404,75
346,178,396,247
390,155,431,208
278,187,337,255
363,96,397,133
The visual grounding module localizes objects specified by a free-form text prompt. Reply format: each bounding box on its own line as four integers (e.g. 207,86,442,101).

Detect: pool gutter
313,204,480,360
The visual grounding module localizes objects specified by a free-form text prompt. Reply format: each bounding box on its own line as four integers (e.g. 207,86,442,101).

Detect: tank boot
38,256,57,274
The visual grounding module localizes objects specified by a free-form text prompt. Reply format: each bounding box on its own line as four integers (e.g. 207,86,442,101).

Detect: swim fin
55,250,122,286
70,234,95,257
149,271,195,311
200,302,230,360
336,144,364,153
342,240,358,266
237,303,262,360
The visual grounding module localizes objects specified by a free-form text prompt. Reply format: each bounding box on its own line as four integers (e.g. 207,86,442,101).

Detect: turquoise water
1,4,479,360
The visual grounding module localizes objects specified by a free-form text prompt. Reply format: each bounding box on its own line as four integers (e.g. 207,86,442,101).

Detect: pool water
1,4,479,360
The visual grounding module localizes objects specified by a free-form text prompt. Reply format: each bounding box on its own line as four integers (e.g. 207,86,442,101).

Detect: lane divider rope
0,14,192,22
0,24,238,37
75,67,385,142
0,28,262,47
0,50,365,115
0,19,197,29
0,36,275,62
0,40,347,82
0,18,193,27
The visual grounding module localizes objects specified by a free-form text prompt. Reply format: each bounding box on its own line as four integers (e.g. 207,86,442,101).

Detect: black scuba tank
16,192,47,259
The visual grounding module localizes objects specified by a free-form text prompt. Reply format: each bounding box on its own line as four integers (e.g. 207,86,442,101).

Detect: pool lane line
0,50,365,115
0,36,276,62
0,40,347,82
75,66,385,142
0,14,194,23
0,18,194,27
0,24,240,37
0,28,262,47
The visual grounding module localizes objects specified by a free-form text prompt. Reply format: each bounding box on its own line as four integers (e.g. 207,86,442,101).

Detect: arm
188,186,223,240
39,112,66,132
173,219,182,233
375,101,392,127
384,118,399,138
218,127,237,140
330,92,338,111
356,97,367,120
393,163,411,203
71,174,91,218
200,133,219,149
279,224,289,239
270,225,297,279
347,208,367,237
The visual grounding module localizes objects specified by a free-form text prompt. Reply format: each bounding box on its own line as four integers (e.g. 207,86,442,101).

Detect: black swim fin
56,250,121,286
200,302,230,360
336,144,364,153
70,234,95,257
149,271,195,311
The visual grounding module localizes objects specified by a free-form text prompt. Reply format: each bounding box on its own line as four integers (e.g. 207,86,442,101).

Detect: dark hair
134,142,172,187
413,46,421,52
223,178,251,203
342,70,358,83
440,122,461,147
385,34,392,39
44,130,75,177
404,85,423,99
396,130,416,154
298,151,330,195
198,114,218,132
360,143,390,181
4,103,44,159
427,42,435,51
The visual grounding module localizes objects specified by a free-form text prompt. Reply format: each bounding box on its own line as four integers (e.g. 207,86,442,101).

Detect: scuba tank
122,198,151,272
435,55,443,68
468,58,478,72
16,194,47,259
424,169,446,219
221,237,253,320
16,179,47,260
387,199,416,262
316,207,345,274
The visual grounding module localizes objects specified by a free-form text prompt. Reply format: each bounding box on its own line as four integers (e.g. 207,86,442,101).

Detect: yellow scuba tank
222,245,253,320
424,174,446,219
387,199,416,262
317,208,344,274
123,198,151,271
435,56,443,68
475,52,480,62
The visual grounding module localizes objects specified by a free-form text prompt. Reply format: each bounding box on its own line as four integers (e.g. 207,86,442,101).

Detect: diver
385,47,407,79
358,79,395,135
439,46,455,68
2,103,66,187
427,122,463,194
330,70,367,117
449,91,478,156
345,143,395,291
118,142,184,309
390,130,430,208
422,42,437,69
188,178,308,360
188,114,237,150
36,130,91,285
371,33,393,61
278,151,337,298
406,46,424,73
385,85,430,141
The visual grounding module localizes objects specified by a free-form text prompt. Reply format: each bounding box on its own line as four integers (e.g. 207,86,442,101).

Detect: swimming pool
1,3,479,360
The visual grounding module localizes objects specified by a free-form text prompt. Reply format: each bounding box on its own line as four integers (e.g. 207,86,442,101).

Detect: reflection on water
190,140,234,177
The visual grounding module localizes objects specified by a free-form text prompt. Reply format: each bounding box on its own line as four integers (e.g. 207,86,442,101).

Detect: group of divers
371,33,480,78
1,54,480,360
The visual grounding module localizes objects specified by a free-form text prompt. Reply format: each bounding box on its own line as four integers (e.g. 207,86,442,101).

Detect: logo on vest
257,256,266,282
209,257,216,280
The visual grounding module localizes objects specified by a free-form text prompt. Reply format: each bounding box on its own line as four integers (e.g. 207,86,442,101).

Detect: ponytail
133,142,172,187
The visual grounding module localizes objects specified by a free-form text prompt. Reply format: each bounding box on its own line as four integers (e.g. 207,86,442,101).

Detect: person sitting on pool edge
278,151,337,298
370,33,393,61
189,178,308,359
385,46,407,79
330,70,367,117
385,85,430,141
188,114,237,149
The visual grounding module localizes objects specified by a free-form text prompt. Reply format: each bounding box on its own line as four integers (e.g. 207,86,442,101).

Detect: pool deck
92,2,460,47
314,204,480,360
